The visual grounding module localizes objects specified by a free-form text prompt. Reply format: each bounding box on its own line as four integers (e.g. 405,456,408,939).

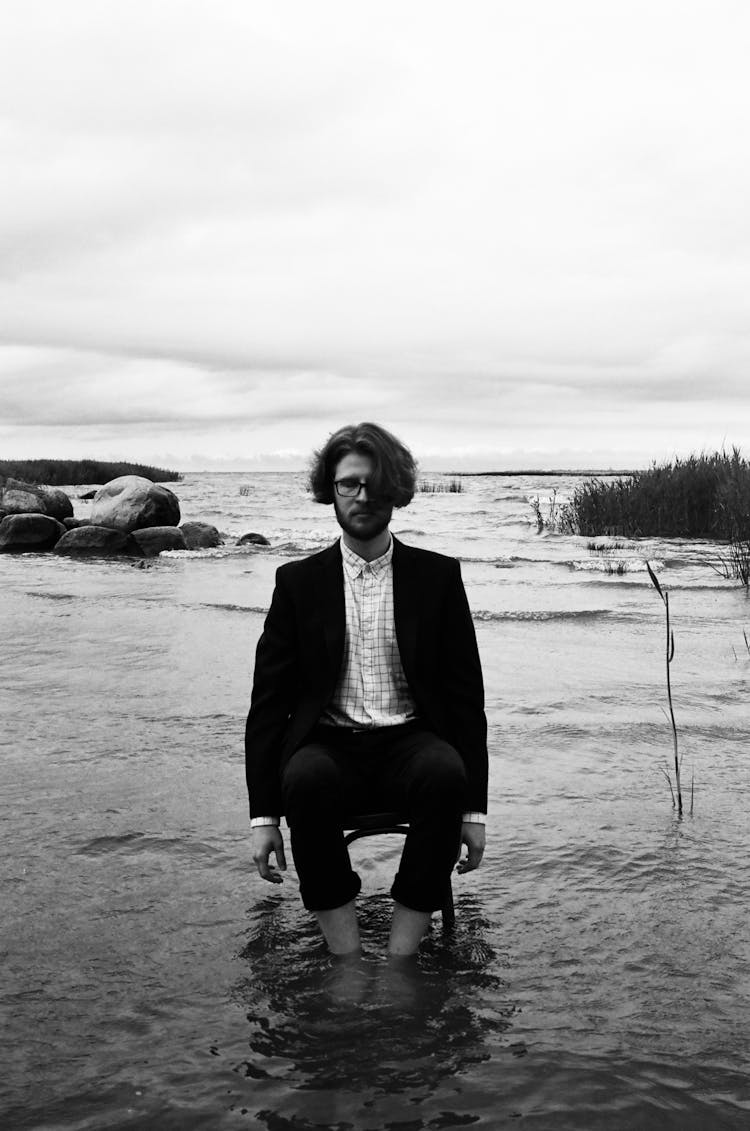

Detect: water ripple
75,832,221,857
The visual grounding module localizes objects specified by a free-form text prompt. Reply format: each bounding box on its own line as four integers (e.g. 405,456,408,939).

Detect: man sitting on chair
246,422,488,957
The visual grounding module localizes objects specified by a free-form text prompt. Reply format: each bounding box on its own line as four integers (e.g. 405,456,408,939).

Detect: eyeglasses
334,477,371,498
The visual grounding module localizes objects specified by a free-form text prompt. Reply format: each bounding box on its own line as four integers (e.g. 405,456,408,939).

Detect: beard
333,500,393,543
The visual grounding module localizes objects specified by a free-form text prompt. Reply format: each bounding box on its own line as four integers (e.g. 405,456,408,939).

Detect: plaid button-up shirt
320,536,417,728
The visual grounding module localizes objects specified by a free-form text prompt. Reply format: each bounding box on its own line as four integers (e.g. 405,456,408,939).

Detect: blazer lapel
392,536,420,680
314,540,345,671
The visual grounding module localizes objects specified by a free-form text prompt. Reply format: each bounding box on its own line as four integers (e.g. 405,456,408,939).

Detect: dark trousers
281,722,467,913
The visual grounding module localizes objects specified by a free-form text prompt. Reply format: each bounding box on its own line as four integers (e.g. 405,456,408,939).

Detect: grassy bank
546,450,750,540
0,460,181,486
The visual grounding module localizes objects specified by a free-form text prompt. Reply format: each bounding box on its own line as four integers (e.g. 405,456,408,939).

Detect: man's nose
358,483,369,501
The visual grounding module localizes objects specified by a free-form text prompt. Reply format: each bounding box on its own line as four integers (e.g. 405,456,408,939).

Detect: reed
418,478,464,493
539,449,750,540
714,535,750,586
587,539,626,552
530,489,566,532
646,562,690,815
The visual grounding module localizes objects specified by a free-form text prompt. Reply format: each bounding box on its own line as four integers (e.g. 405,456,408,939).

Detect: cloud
2,0,750,465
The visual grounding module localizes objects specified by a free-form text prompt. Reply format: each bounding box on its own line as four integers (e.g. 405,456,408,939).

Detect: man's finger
274,843,288,871
456,842,484,873
257,860,283,884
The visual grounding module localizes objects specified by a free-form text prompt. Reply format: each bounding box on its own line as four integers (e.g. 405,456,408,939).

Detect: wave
272,540,331,557
27,591,77,602
472,608,632,623
568,558,660,574
180,599,637,624
198,602,268,614
158,539,329,560
75,832,220,857
161,546,245,559
581,578,733,592
458,554,517,565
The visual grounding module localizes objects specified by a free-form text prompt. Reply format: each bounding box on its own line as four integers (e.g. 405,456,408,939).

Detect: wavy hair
308,422,418,507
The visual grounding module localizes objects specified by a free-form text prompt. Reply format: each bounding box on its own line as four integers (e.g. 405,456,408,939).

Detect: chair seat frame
342,812,455,929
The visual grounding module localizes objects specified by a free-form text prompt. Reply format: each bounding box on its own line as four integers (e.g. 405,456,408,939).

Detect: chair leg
343,818,458,931
441,877,456,930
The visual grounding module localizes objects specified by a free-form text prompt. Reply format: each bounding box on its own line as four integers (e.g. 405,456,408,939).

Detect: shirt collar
340,534,393,578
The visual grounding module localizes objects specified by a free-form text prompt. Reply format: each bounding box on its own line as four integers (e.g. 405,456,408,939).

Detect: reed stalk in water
646,561,685,815
418,478,463,493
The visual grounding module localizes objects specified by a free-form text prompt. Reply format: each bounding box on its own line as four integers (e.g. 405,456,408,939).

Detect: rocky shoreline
0,475,269,557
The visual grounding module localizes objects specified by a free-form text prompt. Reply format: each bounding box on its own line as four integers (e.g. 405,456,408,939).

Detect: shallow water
2,473,750,1128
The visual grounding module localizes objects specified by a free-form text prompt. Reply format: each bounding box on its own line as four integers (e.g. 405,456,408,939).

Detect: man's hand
252,825,287,884
456,821,485,874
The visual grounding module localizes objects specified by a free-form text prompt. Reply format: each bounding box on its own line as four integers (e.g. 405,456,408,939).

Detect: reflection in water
232,894,518,1128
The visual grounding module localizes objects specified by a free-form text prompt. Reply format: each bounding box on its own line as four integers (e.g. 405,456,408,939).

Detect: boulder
63,517,93,529
0,479,73,521
131,526,187,557
237,531,270,546
78,490,97,501
180,521,222,549
34,484,74,521
0,484,46,516
54,526,142,557
0,513,66,552
90,476,180,533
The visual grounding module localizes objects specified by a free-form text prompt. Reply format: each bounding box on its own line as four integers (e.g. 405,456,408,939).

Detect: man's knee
281,743,341,813
409,737,468,806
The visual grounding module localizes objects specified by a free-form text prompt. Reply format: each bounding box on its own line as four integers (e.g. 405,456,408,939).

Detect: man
246,422,487,957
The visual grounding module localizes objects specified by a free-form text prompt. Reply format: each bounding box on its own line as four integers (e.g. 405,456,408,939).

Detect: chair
342,811,456,929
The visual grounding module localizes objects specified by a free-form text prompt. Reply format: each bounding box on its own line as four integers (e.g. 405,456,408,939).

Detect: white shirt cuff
462,812,486,824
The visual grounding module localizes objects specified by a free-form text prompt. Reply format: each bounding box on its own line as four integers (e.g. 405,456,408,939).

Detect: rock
34,484,74,521
131,526,187,557
63,517,93,529
0,484,47,516
54,526,142,557
180,521,222,549
237,531,270,546
0,513,67,552
0,479,73,521
90,476,180,534
78,490,97,500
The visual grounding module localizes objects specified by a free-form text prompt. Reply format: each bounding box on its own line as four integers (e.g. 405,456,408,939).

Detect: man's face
332,452,394,543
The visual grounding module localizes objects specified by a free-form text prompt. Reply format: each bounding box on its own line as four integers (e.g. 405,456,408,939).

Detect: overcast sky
3,0,750,470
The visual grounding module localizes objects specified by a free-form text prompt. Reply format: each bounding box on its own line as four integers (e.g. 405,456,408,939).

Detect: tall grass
714,537,750,586
0,459,180,486
587,539,626,552
543,449,750,541
530,490,565,531
418,479,464,493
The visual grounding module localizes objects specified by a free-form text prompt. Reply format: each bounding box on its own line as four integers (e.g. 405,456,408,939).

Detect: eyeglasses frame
333,478,371,498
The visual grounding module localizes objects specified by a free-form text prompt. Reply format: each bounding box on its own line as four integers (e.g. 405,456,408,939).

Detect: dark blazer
244,536,488,818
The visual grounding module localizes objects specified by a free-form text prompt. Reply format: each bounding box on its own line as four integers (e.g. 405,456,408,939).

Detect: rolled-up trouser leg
388,731,467,913
281,742,361,911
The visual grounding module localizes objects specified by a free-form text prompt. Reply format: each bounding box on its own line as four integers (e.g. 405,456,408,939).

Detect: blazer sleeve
244,566,299,819
440,559,489,813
